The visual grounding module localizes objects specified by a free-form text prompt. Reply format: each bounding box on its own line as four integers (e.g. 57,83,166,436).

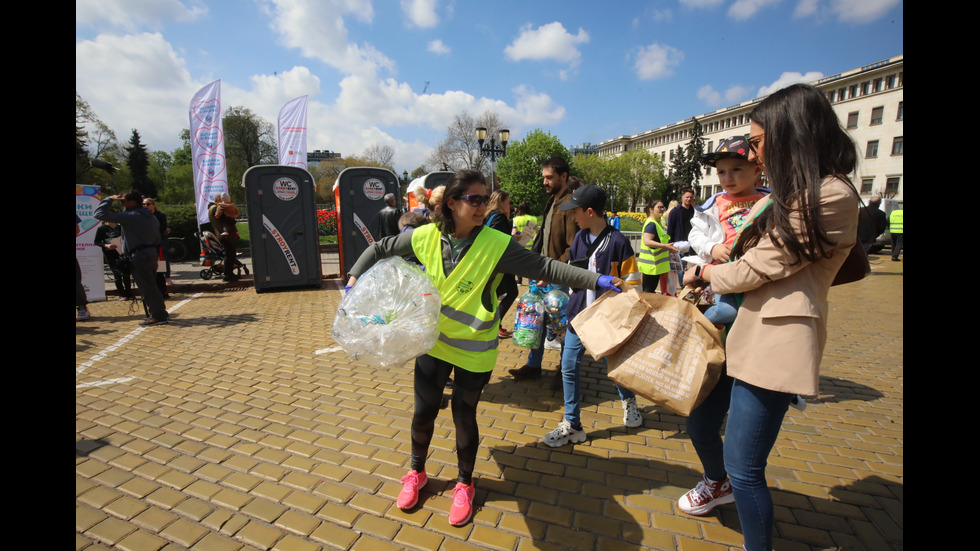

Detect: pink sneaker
448,482,475,526
677,476,735,516
397,470,427,510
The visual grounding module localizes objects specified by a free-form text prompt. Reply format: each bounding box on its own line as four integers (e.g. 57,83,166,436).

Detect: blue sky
76,0,903,174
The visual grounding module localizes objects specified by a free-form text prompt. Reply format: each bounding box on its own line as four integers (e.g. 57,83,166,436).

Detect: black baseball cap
559,184,607,212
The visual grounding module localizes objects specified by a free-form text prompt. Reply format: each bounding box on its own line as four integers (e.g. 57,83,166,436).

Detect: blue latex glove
597,275,622,293
345,285,353,294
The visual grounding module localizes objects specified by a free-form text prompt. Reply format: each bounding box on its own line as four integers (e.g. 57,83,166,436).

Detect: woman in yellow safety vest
346,169,625,527
638,199,679,294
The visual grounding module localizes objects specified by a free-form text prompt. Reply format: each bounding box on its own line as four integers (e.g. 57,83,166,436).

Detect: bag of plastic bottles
543,288,569,339
513,283,547,348
332,257,441,367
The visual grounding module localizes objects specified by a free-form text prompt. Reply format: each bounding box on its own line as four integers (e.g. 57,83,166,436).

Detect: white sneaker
622,397,642,428
542,419,586,447
544,337,561,351
790,394,807,411
76,308,91,321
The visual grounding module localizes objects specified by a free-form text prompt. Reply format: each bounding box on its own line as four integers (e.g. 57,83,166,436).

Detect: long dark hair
435,169,486,235
732,83,857,263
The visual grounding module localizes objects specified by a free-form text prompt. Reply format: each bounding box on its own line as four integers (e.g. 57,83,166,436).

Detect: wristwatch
695,265,705,281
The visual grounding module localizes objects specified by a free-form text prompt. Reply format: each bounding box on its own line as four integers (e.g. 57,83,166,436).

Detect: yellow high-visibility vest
411,224,509,372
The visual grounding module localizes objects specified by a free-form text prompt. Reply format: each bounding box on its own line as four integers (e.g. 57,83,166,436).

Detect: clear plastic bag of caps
513,283,548,348
332,257,442,367
543,288,569,339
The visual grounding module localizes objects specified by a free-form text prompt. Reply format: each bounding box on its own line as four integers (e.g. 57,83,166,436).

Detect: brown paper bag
607,291,725,416
569,287,652,361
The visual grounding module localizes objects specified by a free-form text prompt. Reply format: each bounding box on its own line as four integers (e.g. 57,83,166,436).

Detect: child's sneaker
448,482,475,526
542,419,587,447
790,394,807,411
622,397,642,428
397,470,427,510
677,476,735,516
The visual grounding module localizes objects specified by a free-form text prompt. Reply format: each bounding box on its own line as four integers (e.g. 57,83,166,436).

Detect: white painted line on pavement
75,293,203,378
76,377,135,388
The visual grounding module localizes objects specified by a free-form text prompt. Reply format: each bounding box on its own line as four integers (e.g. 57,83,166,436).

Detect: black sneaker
508,364,542,381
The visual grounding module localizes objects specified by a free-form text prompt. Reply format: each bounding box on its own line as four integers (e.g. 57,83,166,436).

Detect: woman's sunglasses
454,194,491,207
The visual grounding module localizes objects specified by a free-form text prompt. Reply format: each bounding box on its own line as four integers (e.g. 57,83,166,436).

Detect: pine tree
126,129,156,198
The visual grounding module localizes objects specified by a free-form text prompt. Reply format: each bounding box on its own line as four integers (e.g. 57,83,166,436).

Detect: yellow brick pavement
77,254,902,550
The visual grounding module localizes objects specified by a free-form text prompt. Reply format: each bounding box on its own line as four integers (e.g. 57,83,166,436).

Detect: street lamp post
475,127,509,193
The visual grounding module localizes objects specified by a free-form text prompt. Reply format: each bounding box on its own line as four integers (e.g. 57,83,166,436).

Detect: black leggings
410,354,492,484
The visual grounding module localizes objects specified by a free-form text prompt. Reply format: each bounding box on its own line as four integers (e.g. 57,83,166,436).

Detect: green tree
496,129,569,215
609,148,666,211
223,106,277,203
126,129,156,198
76,92,119,188
666,117,706,201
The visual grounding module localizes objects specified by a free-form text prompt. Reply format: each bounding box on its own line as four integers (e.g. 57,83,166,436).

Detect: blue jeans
686,377,792,551
704,292,738,325
560,329,635,429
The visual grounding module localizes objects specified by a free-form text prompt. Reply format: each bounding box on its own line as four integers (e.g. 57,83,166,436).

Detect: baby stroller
197,231,249,280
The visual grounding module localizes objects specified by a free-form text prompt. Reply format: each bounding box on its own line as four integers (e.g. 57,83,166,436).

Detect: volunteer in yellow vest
889,207,903,261
346,170,626,527
638,199,680,294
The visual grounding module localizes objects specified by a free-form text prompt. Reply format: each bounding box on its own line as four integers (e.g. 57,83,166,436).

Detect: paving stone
78,260,902,550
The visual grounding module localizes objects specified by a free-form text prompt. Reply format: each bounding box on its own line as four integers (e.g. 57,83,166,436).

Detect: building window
897,101,903,120
891,136,903,155
861,81,870,95
861,178,874,194
887,75,897,89
873,78,883,92
866,140,879,158
870,106,884,125
849,84,859,98
886,177,900,195
838,88,846,101
847,111,859,129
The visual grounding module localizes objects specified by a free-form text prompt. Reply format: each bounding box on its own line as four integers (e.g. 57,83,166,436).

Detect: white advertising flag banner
189,80,228,224
278,95,308,169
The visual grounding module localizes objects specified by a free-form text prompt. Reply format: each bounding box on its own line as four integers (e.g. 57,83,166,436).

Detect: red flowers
317,209,337,235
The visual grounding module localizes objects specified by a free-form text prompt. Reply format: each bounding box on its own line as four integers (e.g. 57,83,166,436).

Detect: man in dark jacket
94,190,169,325
378,193,401,239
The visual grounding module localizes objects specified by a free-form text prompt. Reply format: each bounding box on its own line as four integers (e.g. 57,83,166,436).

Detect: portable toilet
243,165,322,292
334,167,402,277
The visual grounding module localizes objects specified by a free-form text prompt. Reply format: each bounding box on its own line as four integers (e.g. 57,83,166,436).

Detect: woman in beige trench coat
677,84,860,551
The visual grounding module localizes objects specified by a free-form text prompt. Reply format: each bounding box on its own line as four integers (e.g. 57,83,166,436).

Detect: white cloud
678,0,725,7
401,0,439,28
504,22,590,66
794,0,819,18
76,0,207,30
258,0,392,76
427,39,451,55
75,4,570,172
830,0,901,23
76,32,197,150
697,84,753,107
757,71,824,96
728,0,781,20
632,43,683,80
